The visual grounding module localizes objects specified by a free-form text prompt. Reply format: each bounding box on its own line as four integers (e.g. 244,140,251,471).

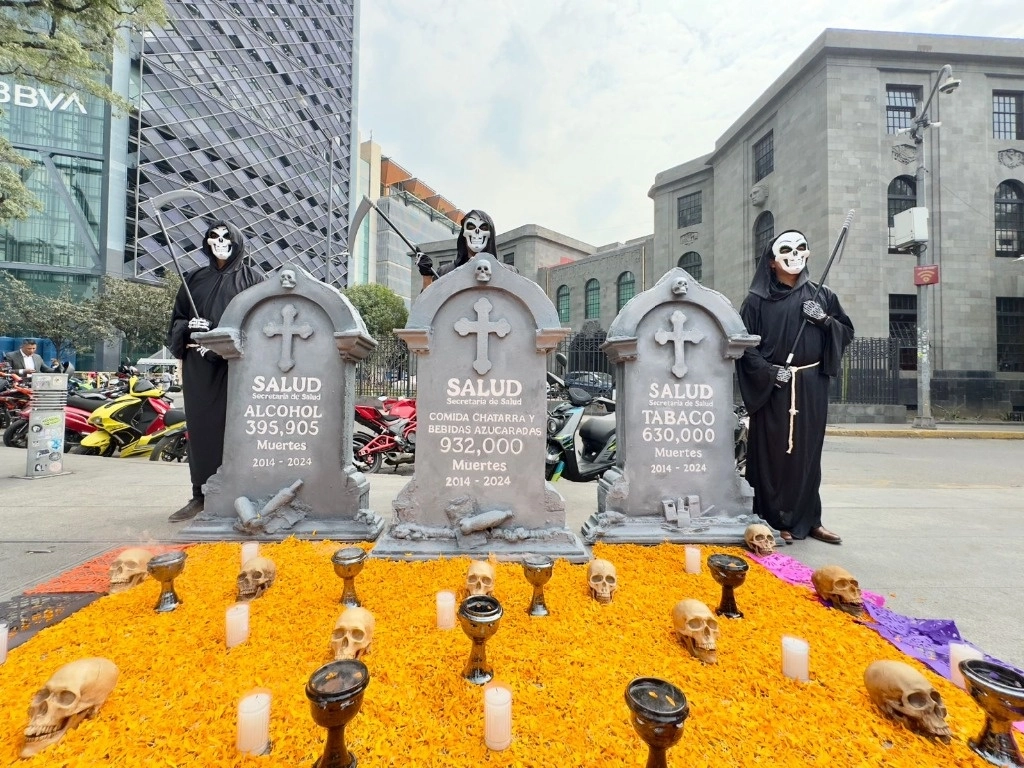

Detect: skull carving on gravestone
475,258,493,283
237,555,277,601
466,560,495,596
864,660,951,741
743,524,775,556
330,607,375,661
21,658,119,758
588,558,618,604
279,269,297,289
671,276,688,295
672,599,719,664
108,547,153,593
811,565,864,615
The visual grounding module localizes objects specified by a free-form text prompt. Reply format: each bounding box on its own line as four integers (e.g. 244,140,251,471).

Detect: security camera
938,77,961,95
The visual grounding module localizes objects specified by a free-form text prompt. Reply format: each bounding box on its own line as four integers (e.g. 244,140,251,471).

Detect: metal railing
830,337,900,404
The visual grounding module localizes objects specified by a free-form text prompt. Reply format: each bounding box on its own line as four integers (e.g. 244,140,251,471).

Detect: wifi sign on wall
913,265,940,286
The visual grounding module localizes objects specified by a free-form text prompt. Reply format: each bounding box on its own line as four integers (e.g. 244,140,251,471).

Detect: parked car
562,370,614,399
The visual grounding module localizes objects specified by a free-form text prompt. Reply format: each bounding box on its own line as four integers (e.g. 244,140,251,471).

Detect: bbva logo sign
0,83,88,114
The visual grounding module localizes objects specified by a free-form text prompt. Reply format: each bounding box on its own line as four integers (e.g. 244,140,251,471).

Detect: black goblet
707,553,749,619
306,659,370,768
625,677,689,768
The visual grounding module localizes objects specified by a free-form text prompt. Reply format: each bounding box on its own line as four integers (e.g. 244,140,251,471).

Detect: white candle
0,622,8,664
949,643,984,689
436,591,456,630
781,635,809,682
241,542,259,567
237,690,271,754
684,545,701,574
484,684,512,751
226,603,250,649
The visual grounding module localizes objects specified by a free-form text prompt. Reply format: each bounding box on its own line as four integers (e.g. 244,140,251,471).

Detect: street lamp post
909,64,960,429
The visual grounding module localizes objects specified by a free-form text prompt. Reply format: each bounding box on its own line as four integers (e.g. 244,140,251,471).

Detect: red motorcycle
352,397,417,473
3,387,122,450
0,371,33,432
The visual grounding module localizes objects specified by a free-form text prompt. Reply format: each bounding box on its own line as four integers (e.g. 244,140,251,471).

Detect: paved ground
1,431,1022,667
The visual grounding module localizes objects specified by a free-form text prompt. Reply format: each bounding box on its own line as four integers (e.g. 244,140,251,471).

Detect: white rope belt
786,362,820,454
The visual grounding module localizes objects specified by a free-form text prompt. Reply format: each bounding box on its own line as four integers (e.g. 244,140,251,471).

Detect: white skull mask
466,560,495,596
475,259,493,282
771,231,808,275
463,215,491,254
108,548,153,593
811,565,863,615
22,658,119,758
330,607,375,661
672,599,719,664
207,225,233,261
279,269,296,289
588,558,618,604
864,660,951,741
237,556,277,601
743,524,775,557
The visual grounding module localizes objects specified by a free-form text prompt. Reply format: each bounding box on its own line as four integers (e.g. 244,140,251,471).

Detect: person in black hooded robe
415,209,499,290
736,229,854,544
166,220,263,522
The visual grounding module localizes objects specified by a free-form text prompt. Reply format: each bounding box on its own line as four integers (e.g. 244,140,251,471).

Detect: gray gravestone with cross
371,255,588,562
182,264,383,541
581,268,762,545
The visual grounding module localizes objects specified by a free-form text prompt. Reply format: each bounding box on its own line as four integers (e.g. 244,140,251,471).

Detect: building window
753,211,774,261
995,180,1024,258
584,279,600,320
556,285,570,324
888,175,917,251
886,85,921,134
997,297,1024,372
993,91,1023,140
677,251,702,281
502,251,515,266
889,294,917,371
616,271,635,311
676,191,702,228
753,131,773,182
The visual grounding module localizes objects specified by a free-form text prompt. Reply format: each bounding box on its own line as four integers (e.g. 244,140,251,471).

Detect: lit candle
436,591,456,630
781,635,809,681
948,643,984,689
241,541,259,567
684,546,701,574
484,684,512,751
226,603,250,649
0,622,8,664
237,689,271,755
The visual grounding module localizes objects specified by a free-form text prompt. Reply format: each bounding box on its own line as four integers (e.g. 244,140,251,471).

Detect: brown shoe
809,526,842,545
168,498,203,522
779,530,794,544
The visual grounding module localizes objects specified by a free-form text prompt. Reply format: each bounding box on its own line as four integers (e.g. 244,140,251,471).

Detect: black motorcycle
544,362,617,482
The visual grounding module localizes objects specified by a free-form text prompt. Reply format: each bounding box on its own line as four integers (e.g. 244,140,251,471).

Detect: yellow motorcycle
76,376,185,458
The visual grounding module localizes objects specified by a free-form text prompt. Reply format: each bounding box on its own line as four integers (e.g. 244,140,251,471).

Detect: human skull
671,276,688,295
22,658,119,758
466,560,495,596
588,558,618,604
672,599,719,664
237,556,277,601
811,565,863,615
864,660,951,741
206,225,233,261
108,547,153,593
463,214,491,254
743,524,775,556
475,258,493,282
330,607,375,661
771,231,809,275
279,269,296,289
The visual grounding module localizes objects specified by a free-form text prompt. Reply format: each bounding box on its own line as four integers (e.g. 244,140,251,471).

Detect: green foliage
343,283,409,342
0,272,109,358
96,274,180,361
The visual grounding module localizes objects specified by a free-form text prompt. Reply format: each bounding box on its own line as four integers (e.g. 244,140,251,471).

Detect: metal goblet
707,553,749,619
522,554,554,617
959,659,1024,767
332,547,367,607
625,677,689,768
458,595,503,685
306,659,370,768
146,550,186,613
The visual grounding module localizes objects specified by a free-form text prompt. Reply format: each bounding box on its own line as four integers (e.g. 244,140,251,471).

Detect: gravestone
582,269,761,545
371,255,587,561
182,264,383,541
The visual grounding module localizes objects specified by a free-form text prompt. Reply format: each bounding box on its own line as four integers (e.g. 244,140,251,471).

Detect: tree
0,0,168,224
0,272,109,359
96,274,180,361
343,283,409,342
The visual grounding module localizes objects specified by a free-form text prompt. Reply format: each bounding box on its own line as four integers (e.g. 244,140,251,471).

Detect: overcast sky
356,1,1023,247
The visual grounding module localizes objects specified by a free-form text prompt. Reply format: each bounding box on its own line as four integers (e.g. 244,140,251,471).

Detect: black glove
416,252,434,277
772,365,792,387
801,300,830,327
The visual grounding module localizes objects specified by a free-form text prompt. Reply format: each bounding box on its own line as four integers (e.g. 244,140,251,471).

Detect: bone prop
237,689,271,755
460,509,513,535
782,636,809,682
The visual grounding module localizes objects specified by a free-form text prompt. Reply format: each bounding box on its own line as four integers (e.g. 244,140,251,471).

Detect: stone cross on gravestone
264,303,313,373
454,297,511,375
655,310,704,378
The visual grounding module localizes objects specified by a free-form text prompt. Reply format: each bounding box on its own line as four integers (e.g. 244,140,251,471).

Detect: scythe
143,188,207,319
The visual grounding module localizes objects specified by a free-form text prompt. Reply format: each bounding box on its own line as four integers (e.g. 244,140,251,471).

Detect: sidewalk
826,421,1024,438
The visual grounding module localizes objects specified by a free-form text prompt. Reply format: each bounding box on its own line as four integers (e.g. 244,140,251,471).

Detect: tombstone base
581,511,765,546
176,512,384,542
370,525,590,563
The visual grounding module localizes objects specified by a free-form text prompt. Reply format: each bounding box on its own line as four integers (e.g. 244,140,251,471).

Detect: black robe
736,241,854,538
167,221,263,499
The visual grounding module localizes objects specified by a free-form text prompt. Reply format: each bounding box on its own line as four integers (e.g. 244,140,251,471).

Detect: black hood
747,229,810,300
201,220,247,271
454,209,498,268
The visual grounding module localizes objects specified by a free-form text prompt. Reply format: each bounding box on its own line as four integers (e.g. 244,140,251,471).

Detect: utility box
893,207,929,248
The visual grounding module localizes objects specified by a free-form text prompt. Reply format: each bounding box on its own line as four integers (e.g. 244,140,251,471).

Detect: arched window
584,279,600,319
556,285,570,324
995,180,1024,258
677,252,702,281
753,211,774,261
616,271,635,311
887,176,917,226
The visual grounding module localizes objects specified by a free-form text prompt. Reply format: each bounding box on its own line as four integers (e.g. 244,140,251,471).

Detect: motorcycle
0,372,33,432
148,415,189,463
75,376,177,458
352,396,417,473
544,368,617,483
3,389,114,451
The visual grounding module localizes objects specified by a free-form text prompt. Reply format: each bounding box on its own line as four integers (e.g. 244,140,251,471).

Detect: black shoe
168,498,203,522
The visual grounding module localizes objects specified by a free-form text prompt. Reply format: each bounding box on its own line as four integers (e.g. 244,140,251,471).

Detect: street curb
825,427,1024,439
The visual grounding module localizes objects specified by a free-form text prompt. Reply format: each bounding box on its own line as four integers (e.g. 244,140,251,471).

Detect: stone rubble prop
587,558,618,604
233,479,307,535
331,607,375,661
811,565,864,615
864,660,951,741
21,658,119,758
466,560,495,597
237,555,277,601
743,523,776,556
108,548,153,593
672,599,719,664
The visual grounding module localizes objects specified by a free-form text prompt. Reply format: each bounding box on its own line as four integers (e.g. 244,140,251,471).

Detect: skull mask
279,269,296,289
237,556,277,601
108,547,153,593
463,215,491,254
672,599,719,664
811,565,863,615
475,258,493,283
330,607,375,661
466,560,495,597
743,524,775,556
588,558,618,604
671,276,688,295
864,660,951,741
207,225,233,261
771,231,808,275
22,658,119,758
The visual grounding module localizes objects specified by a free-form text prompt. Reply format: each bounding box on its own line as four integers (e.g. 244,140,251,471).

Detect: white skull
811,565,863,615
672,599,719,664
108,547,153,593
463,215,491,254
330,607,375,661
466,560,495,596
279,269,296,289
743,524,775,557
588,558,618,604
475,258,493,282
771,231,808,275
864,660,951,741
237,556,277,601
207,225,233,261
22,658,119,758
671,276,688,295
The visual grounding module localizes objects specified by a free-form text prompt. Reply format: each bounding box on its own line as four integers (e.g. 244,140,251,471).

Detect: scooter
76,376,176,458
544,369,617,482
352,396,417,473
